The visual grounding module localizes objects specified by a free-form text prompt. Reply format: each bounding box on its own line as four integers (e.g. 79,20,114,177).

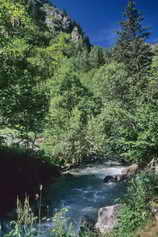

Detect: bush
114,172,158,237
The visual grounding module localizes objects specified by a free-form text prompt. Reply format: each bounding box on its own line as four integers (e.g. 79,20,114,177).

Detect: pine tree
114,0,153,76
88,46,105,68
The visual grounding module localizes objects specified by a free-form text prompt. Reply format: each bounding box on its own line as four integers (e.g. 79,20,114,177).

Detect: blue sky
51,0,158,48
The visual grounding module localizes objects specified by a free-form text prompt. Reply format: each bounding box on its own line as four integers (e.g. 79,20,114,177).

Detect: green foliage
91,62,129,103
1,0,157,168
5,203,99,237
43,59,102,165
114,0,153,76
4,196,37,237
114,172,158,237
0,0,47,136
2,0,158,236
72,46,110,73
88,46,105,68
51,208,75,237
0,0,71,146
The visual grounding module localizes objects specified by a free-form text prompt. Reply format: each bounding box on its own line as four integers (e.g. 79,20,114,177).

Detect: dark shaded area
0,147,60,217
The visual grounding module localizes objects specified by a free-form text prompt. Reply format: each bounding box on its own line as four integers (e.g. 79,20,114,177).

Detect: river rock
149,199,158,221
95,204,121,233
103,175,114,183
103,164,138,183
103,174,126,183
62,170,74,178
64,172,74,178
121,163,138,177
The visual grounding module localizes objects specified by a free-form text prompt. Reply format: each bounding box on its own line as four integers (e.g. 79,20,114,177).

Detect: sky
51,0,158,48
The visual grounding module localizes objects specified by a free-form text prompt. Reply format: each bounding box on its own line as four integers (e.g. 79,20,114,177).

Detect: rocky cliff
29,0,90,47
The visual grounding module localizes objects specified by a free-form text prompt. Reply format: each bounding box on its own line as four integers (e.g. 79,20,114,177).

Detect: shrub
114,172,158,237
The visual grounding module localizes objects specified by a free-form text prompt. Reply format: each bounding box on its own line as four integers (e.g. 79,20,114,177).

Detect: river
40,162,127,235
0,162,127,236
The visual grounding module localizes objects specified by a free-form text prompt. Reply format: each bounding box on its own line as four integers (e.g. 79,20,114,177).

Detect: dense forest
1,0,158,166
1,0,158,236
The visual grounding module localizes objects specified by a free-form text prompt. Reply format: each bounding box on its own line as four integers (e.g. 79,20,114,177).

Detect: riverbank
1,160,129,236
1,148,158,237
0,147,61,218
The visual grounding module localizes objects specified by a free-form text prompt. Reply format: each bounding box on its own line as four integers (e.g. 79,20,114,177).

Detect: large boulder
95,204,121,233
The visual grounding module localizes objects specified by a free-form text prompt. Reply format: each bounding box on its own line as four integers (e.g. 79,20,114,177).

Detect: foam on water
0,162,127,236
44,163,127,235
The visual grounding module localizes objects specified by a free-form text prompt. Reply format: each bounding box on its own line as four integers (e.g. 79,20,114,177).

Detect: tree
0,0,50,147
43,59,102,165
0,0,69,147
88,46,105,68
91,62,129,105
114,0,153,76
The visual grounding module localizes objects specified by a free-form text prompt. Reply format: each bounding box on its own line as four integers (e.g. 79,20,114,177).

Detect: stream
0,162,128,236
40,162,127,235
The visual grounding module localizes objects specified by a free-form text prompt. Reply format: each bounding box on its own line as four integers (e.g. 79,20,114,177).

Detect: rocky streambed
42,162,132,235
1,162,137,236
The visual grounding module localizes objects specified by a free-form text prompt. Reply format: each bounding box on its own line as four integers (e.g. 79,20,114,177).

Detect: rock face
95,204,121,233
39,1,90,46
104,164,138,183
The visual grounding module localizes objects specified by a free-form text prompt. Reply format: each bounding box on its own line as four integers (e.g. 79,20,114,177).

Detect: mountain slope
26,0,90,48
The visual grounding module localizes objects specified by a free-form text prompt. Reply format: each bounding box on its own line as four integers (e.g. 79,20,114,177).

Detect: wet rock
115,174,126,181
103,174,126,183
103,175,113,183
64,172,74,178
103,164,138,183
95,204,121,233
121,164,138,177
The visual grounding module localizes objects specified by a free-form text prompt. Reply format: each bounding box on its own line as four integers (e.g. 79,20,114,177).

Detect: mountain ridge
29,0,91,48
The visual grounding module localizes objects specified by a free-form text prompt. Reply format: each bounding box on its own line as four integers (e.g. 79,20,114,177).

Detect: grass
3,192,102,237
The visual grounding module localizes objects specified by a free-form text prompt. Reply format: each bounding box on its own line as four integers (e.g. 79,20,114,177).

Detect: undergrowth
111,171,158,237
2,186,101,237
2,171,158,237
